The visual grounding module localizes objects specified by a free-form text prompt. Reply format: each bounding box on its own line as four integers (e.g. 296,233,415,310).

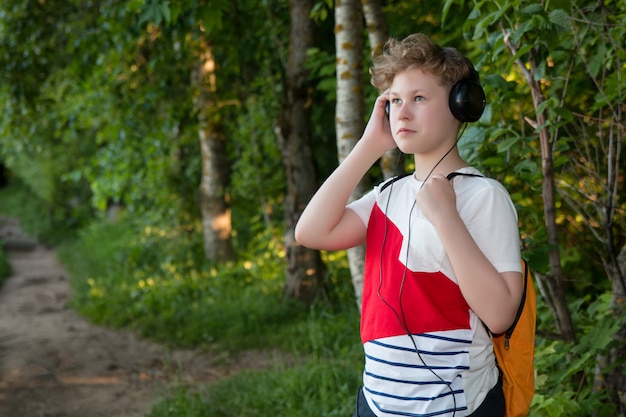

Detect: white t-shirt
347,167,521,417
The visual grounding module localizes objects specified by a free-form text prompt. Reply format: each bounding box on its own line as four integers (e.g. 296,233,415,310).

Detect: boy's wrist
352,136,390,163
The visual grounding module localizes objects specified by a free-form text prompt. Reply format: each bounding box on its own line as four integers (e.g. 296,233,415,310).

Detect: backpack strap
446,171,484,181
380,173,411,192
480,258,530,341
503,259,530,348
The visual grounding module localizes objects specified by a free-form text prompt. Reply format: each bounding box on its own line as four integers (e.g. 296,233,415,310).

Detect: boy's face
387,68,461,156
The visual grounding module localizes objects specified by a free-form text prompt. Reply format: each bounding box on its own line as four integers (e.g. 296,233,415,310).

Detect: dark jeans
352,386,376,417
352,378,504,417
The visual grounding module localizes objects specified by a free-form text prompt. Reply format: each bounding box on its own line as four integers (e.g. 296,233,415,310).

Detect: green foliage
58,205,359,350
0,179,77,245
531,293,624,416
60,214,294,350
138,0,172,26
229,87,286,240
453,0,625,275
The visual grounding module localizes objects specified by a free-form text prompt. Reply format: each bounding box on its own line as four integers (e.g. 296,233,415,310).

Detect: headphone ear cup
449,77,486,123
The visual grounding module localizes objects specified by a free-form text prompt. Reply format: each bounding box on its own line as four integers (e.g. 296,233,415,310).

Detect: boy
295,33,523,416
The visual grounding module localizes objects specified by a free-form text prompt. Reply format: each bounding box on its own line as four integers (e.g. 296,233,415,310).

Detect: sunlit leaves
139,0,171,26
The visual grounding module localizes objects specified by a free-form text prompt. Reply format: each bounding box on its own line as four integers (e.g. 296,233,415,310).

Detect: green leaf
587,43,606,79
481,156,507,168
483,74,512,91
139,0,170,26
520,4,543,15
441,0,458,26
536,96,557,115
511,43,533,62
514,159,538,175
197,0,229,33
548,9,570,30
554,154,569,168
496,136,520,152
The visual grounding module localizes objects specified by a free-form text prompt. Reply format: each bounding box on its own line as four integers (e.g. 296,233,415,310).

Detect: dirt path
0,217,270,417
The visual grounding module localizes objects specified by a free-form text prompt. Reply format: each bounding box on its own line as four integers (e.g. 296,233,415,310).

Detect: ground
0,217,274,417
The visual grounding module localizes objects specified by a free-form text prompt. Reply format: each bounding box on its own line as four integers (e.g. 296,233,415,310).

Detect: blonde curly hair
370,33,472,92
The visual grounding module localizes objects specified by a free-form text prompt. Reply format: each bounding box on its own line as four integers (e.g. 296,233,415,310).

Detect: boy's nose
397,104,412,120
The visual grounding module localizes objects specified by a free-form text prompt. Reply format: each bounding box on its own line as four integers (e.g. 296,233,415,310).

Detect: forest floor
0,216,275,417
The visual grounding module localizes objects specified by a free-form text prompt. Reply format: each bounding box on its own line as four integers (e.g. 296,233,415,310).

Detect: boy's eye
415,95,425,102
391,98,401,104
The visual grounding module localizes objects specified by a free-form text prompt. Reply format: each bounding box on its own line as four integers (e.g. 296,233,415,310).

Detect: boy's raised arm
294,94,395,251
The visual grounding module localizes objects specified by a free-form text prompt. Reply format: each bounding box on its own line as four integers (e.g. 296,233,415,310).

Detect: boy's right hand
360,92,397,155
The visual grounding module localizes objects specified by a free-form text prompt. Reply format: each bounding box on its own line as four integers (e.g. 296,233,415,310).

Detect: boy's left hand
416,175,459,227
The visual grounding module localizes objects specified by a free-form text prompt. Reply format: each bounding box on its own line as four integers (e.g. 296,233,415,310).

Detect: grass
150,358,361,417
56,217,358,351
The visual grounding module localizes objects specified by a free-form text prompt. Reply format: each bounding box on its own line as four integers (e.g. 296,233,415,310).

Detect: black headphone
448,58,486,123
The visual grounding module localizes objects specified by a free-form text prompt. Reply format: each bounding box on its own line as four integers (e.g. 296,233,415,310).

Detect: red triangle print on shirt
360,203,471,344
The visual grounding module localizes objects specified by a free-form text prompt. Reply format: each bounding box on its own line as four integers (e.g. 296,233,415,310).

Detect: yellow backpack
493,258,536,417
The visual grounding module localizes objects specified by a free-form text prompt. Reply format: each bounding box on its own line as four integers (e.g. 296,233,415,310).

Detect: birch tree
193,37,234,261
362,0,403,180
335,0,370,311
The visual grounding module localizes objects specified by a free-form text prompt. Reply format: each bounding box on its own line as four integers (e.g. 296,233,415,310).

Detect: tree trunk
335,0,370,312
279,0,326,306
361,0,403,180
192,39,234,262
361,0,387,56
502,32,576,342
528,54,575,343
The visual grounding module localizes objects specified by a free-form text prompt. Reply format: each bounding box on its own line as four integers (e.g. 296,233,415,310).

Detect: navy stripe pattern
362,332,472,416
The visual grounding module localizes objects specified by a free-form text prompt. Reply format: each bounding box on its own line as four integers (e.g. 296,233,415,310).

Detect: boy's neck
412,152,468,181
